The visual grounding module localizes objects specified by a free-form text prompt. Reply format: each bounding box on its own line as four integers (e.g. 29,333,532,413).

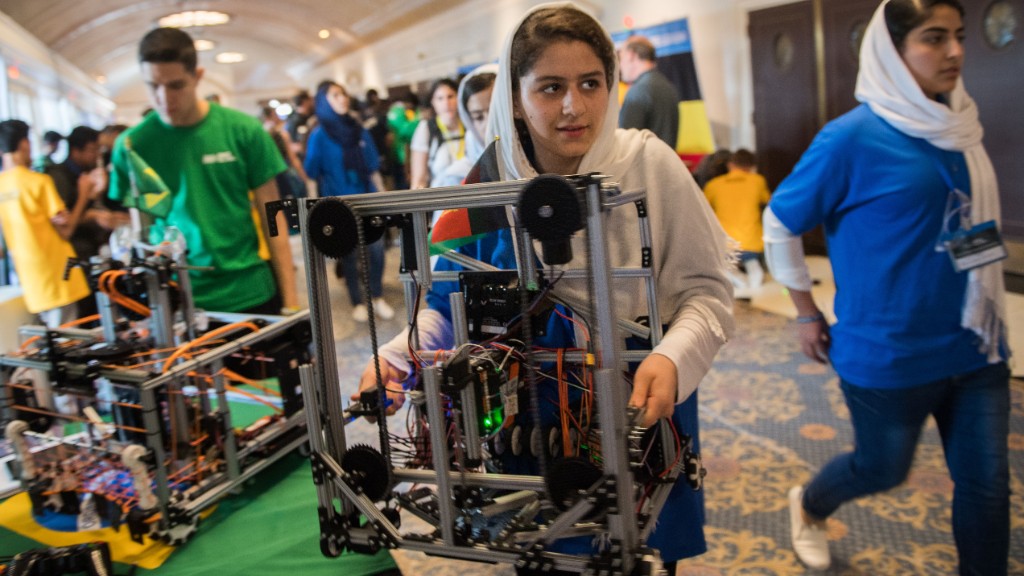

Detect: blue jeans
336,238,385,306
803,362,1010,575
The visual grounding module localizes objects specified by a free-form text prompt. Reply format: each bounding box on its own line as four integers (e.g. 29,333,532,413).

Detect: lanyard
910,139,970,251
436,118,465,161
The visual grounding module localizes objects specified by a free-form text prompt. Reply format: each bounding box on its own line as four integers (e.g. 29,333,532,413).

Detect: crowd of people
0,0,1011,574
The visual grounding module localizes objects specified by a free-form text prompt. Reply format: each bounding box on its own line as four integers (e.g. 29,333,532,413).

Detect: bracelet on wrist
795,313,825,324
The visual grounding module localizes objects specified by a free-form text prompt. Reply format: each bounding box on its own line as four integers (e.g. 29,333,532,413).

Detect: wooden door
749,2,819,192
961,0,1024,243
821,0,879,119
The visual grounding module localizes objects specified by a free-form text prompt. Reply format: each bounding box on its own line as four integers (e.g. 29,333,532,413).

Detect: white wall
0,11,115,130
300,0,800,150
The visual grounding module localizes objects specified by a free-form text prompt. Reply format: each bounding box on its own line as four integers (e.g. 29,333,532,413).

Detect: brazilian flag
123,138,172,218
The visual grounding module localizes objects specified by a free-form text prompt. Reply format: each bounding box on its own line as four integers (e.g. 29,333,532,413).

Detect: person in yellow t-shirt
704,149,772,297
0,119,92,327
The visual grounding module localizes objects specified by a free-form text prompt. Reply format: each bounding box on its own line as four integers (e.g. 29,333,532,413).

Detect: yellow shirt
0,166,89,313
704,169,771,253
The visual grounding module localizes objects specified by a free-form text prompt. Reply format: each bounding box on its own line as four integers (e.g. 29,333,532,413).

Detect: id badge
944,220,1008,272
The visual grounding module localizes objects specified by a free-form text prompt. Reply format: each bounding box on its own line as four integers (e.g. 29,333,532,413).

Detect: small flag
124,138,172,218
429,206,510,255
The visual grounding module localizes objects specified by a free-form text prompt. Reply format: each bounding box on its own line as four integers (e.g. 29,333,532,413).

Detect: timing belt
355,214,392,464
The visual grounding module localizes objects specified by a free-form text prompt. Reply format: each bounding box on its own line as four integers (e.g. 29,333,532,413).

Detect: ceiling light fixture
159,10,231,28
215,52,246,64
318,29,330,39
194,39,216,51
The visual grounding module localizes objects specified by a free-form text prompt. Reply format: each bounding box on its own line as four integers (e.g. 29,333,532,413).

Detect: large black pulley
340,444,392,502
518,174,584,265
307,198,387,259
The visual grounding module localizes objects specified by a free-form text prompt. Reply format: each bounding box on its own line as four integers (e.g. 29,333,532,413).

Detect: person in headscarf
355,3,734,571
433,63,498,187
304,80,394,322
410,78,465,190
764,1,1009,572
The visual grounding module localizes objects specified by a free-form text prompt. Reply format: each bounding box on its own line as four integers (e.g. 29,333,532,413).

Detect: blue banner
611,18,692,57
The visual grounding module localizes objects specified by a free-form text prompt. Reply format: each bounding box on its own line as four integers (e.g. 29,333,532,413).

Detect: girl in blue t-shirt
764,1,1010,573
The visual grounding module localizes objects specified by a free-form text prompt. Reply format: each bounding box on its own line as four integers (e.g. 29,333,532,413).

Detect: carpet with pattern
343,298,1024,576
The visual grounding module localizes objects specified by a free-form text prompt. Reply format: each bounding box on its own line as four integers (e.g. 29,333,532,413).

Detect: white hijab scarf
436,63,500,187
485,2,646,182
856,0,1006,362
458,63,499,161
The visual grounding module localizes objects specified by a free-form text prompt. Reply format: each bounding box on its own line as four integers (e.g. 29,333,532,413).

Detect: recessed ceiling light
96,75,107,84
318,29,330,39
215,52,246,64
194,39,216,51
159,10,231,28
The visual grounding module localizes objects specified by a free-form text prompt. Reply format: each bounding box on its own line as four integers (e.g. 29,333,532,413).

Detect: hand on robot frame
629,352,678,427
353,356,409,422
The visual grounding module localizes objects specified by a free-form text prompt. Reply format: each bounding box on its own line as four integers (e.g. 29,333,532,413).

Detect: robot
277,173,705,575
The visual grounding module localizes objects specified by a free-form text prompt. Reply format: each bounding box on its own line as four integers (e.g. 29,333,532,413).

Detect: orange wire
161,321,261,373
18,314,102,351
224,383,283,412
220,368,282,397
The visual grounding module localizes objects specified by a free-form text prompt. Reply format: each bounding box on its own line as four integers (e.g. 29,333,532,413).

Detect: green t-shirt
109,104,287,312
386,103,419,165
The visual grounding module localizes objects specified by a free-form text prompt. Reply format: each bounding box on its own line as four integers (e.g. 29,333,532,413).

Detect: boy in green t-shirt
108,27,298,314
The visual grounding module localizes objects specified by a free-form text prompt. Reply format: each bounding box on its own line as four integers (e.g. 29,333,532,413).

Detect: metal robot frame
282,173,701,576
1,238,311,545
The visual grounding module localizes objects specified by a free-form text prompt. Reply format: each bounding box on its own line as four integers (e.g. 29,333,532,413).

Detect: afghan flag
613,18,716,170
429,206,510,255
123,137,173,218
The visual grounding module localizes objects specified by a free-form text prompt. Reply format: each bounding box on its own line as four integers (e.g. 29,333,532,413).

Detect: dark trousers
804,363,1011,575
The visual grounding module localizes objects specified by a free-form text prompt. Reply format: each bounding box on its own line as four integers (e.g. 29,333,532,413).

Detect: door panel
821,0,878,119
962,0,1024,241
750,1,818,191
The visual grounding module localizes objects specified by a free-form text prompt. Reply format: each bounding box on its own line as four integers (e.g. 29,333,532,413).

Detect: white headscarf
434,64,500,187
485,2,646,181
458,63,499,161
855,0,1006,362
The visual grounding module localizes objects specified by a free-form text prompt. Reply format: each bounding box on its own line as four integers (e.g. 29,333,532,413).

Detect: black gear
308,198,389,259
341,444,392,502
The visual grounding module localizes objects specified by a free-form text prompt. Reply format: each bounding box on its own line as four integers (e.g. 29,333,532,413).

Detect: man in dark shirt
285,90,315,160
45,126,129,263
618,36,681,148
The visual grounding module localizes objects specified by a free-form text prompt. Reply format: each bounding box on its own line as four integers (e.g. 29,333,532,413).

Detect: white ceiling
0,0,470,100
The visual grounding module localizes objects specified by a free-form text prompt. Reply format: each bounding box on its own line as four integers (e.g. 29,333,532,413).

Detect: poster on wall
612,18,715,169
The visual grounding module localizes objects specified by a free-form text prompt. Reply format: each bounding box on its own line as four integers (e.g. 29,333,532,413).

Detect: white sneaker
373,298,395,320
789,485,830,570
352,304,369,322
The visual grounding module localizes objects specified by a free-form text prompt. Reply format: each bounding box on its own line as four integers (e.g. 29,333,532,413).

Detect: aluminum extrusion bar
138,311,311,391
423,367,457,545
449,292,482,464
585,176,639,571
326,180,529,216
391,468,546,490
298,197,349,513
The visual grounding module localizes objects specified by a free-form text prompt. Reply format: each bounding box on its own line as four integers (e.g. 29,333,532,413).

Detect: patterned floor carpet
678,302,1024,575
323,248,1024,576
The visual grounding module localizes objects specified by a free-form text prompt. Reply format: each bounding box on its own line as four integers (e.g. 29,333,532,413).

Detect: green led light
483,417,493,428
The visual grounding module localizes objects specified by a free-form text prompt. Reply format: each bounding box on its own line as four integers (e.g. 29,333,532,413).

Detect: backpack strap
427,118,444,162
